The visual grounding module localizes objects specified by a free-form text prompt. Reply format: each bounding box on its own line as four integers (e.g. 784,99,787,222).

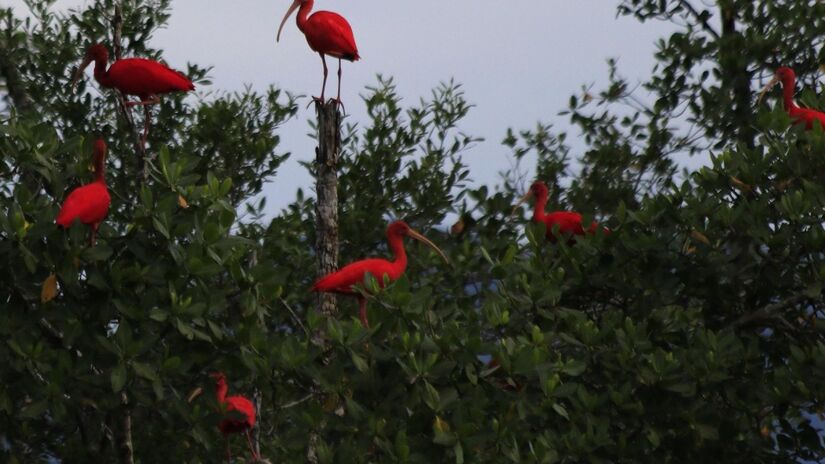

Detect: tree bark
0,40,33,112
718,2,754,147
115,392,134,464
314,100,341,319
307,100,342,464
110,4,148,179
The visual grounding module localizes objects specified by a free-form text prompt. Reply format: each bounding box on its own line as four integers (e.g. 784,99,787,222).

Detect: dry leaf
178,194,189,209
450,218,465,236
41,273,59,303
774,178,794,192
730,176,752,193
583,92,594,103
690,230,711,245
433,416,450,433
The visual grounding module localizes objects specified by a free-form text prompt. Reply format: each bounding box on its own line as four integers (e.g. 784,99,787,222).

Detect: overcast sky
9,0,675,216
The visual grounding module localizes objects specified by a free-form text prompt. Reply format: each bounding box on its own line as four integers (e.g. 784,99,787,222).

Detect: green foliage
1,1,824,463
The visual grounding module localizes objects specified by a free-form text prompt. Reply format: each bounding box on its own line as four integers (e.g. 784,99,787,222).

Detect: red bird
758,67,825,130
512,181,609,243
311,221,448,328
276,0,360,105
210,372,259,463
56,139,111,246
72,43,194,145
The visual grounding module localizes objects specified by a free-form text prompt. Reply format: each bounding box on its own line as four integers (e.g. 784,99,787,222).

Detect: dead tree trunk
307,100,342,464
115,392,134,464
314,100,341,318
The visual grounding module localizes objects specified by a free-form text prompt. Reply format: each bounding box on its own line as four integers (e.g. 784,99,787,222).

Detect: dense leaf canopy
1,1,824,462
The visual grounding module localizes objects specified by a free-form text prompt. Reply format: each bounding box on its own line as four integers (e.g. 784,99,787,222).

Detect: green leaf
111,364,127,392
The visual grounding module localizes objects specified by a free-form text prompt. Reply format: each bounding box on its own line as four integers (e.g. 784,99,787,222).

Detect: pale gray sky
9,0,675,216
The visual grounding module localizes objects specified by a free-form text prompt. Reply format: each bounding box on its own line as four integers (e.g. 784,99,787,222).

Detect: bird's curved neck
215,380,228,404
388,233,408,272
296,0,314,32
532,193,548,222
781,76,798,110
93,56,113,87
93,154,106,183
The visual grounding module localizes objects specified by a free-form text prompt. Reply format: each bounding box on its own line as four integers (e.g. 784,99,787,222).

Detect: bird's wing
109,58,194,95
309,11,359,60
57,183,110,226
312,259,393,292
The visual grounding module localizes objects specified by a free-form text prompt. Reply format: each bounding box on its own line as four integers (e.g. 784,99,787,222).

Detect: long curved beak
407,228,449,264
187,386,204,403
757,75,780,105
511,191,533,217
71,56,92,91
277,0,301,43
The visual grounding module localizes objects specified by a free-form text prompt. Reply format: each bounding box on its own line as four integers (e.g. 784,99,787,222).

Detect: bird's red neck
387,231,408,273
91,54,113,88
531,191,548,223
780,74,798,110
214,378,228,404
93,147,106,183
295,0,314,33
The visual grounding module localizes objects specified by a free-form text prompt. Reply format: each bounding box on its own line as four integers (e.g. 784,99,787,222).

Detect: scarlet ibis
758,67,825,130
512,181,609,243
210,372,259,463
311,221,448,328
72,43,194,146
56,139,111,246
276,0,360,105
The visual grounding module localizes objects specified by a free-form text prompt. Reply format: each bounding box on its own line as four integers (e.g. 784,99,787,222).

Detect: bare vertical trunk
314,100,341,318
116,392,134,464
718,2,753,147
111,7,135,464
307,100,342,464
111,4,148,179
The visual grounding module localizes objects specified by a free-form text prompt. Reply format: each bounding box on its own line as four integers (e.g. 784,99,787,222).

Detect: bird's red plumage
218,395,256,434
56,139,110,230
525,181,609,242
773,67,825,131
789,105,825,131
56,183,110,228
82,44,194,98
303,11,360,61
311,258,402,294
210,372,258,462
105,58,195,98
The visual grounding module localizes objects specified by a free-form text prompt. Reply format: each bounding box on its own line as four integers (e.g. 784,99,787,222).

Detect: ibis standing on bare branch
72,43,195,146
276,0,360,105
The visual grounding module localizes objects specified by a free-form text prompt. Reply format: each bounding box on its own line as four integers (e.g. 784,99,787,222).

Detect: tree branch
734,294,809,328
678,0,720,40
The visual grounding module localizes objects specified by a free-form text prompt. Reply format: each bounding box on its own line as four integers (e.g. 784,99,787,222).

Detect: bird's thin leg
142,105,151,149
315,53,328,105
124,95,161,107
329,59,346,114
225,435,232,463
358,296,370,328
89,223,98,247
245,429,259,461
337,59,342,102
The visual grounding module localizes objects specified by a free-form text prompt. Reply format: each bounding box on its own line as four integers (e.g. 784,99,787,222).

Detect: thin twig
278,393,315,410
280,297,310,337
